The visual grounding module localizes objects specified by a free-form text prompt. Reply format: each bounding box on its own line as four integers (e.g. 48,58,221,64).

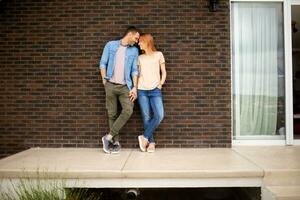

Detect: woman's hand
129,87,137,102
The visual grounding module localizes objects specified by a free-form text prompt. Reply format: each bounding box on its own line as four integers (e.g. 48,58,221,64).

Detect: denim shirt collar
118,39,129,48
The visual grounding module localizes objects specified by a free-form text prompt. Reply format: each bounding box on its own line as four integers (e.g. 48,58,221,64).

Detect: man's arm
132,75,138,89
130,49,139,78
129,75,138,102
100,68,107,85
99,42,110,85
129,49,139,102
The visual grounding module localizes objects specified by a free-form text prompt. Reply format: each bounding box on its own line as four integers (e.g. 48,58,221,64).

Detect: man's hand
129,87,137,102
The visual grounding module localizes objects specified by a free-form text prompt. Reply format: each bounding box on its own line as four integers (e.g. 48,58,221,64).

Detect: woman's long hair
139,33,156,53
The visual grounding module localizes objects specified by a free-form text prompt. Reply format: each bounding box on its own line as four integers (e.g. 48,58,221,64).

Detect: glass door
231,2,286,141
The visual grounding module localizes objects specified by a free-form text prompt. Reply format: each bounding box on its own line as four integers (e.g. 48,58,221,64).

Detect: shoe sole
110,145,121,154
111,151,120,154
138,136,146,152
147,148,155,153
101,137,111,154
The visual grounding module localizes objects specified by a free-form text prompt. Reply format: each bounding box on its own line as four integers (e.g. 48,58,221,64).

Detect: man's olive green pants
105,82,134,142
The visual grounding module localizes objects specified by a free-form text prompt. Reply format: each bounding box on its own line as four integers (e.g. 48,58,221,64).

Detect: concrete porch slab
0,147,264,188
262,186,300,200
233,146,300,171
1,146,300,198
123,148,263,178
0,148,132,179
233,146,300,186
0,148,263,180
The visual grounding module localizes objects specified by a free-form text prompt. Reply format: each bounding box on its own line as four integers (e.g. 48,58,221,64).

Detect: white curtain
232,3,282,136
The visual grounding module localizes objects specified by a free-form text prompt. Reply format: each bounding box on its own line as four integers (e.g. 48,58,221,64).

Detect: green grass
65,188,102,200
0,179,101,200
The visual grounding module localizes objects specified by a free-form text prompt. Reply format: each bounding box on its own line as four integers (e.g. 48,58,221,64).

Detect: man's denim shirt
99,40,139,90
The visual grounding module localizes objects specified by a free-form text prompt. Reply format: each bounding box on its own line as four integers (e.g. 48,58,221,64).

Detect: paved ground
0,147,264,179
0,146,299,189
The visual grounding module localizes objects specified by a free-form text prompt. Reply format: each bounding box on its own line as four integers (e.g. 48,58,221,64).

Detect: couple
99,26,166,154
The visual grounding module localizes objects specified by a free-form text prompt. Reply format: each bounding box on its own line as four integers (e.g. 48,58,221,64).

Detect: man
99,26,140,154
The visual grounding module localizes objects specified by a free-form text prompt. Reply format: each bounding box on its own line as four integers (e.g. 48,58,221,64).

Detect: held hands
129,87,137,102
102,79,107,86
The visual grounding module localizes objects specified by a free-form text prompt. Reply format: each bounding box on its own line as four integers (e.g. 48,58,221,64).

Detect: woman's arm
159,63,166,89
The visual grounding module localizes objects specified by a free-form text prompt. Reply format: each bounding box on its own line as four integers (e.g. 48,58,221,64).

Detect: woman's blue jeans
138,88,164,143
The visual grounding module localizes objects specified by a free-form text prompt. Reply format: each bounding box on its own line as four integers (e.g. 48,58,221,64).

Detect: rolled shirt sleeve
159,52,165,65
99,42,110,69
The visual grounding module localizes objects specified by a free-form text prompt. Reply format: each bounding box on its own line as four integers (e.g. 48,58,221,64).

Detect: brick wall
0,0,231,158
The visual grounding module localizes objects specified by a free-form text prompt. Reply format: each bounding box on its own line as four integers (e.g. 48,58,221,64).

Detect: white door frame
230,0,297,145
284,0,294,145
289,0,300,145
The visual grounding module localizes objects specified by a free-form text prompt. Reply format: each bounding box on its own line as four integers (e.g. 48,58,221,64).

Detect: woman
137,34,166,153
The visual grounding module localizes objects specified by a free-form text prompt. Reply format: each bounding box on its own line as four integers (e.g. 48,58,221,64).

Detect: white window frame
230,0,297,146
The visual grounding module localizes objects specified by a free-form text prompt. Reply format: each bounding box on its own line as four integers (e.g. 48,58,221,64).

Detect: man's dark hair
122,26,140,37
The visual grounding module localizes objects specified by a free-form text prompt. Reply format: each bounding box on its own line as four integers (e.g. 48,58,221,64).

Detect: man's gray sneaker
110,141,121,154
102,136,111,154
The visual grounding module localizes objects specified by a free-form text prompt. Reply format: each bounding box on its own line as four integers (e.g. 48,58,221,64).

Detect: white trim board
0,178,263,190
233,140,287,146
293,140,300,145
291,0,300,5
230,0,283,2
